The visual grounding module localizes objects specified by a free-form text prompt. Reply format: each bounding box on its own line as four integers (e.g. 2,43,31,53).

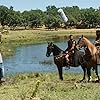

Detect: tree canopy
0,5,100,30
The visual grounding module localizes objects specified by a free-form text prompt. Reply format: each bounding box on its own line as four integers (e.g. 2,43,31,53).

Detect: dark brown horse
46,42,87,81
77,35,100,82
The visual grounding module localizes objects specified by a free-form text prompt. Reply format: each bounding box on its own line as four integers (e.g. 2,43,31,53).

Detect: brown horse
77,35,100,82
46,42,87,81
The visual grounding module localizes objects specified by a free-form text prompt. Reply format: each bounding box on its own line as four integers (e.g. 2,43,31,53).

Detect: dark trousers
0,68,3,80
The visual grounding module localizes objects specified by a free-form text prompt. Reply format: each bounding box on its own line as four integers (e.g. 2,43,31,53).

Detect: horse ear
47,42,49,44
81,35,83,38
51,42,53,45
50,42,54,46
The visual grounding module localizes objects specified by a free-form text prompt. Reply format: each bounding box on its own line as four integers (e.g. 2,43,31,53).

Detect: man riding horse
65,35,77,66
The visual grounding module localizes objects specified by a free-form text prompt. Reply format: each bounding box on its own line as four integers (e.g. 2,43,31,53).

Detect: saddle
55,49,84,67
55,53,66,60
69,49,84,67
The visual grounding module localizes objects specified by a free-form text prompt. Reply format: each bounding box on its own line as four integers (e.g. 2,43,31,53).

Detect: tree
7,9,21,30
0,6,9,28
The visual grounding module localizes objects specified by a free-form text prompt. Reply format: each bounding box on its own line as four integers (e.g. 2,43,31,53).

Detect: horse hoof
60,78,63,81
80,80,86,83
95,80,99,83
80,80,83,83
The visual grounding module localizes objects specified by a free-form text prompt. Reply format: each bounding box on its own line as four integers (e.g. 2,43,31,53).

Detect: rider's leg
65,54,69,63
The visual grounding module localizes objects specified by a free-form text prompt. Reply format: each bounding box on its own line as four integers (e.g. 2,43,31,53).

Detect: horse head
77,35,86,48
77,35,97,56
46,42,54,57
46,42,63,57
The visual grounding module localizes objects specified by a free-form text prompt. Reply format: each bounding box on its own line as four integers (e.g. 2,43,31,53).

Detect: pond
3,38,100,75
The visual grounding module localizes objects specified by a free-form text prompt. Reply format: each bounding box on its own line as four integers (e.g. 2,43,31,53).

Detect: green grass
0,29,98,99
0,29,96,58
0,72,100,100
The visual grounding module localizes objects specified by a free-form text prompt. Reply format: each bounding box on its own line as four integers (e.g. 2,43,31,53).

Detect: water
3,38,100,75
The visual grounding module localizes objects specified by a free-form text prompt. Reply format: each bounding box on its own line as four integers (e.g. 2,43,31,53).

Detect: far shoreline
0,28,98,58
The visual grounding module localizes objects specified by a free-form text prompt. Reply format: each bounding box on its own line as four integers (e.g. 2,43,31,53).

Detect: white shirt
0,53,3,64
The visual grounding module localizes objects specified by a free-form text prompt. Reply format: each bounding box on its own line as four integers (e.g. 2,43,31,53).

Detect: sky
0,0,100,11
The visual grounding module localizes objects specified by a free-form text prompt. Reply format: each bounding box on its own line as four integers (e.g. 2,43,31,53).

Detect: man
94,36,100,46
0,52,4,82
95,30,100,46
65,35,76,51
0,32,2,43
65,35,76,65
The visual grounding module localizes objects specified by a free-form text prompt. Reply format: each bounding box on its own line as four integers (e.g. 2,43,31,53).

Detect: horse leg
94,66,99,82
80,66,86,82
87,67,91,82
57,66,63,80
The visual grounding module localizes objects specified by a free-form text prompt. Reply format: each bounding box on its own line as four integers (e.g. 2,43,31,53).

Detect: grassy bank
0,29,97,58
0,72,100,100
0,29,100,100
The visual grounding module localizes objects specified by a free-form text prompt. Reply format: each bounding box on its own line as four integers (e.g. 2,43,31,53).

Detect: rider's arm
70,40,76,50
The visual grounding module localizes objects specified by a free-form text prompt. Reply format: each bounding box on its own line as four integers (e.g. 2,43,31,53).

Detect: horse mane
83,37,97,55
53,44,63,52
49,44,63,56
